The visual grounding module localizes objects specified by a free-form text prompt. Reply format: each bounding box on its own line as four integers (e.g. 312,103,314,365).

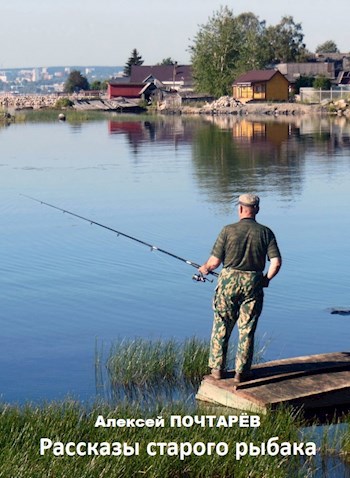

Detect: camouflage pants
209,268,264,374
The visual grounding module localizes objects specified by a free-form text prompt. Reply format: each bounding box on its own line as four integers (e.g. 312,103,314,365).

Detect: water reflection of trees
191,119,304,206
191,116,350,208
106,115,350,207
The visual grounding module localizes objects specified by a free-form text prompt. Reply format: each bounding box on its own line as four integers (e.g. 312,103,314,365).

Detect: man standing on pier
199,194,282,383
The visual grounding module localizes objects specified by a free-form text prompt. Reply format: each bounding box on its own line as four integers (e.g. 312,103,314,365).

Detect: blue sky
1,0,349,68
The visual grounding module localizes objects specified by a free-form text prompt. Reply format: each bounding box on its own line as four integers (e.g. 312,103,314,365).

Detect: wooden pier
196,352,350,413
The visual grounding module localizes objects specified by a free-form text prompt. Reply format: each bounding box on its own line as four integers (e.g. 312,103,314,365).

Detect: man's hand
262,275,270,288
199,265,209,275
198,256,221,276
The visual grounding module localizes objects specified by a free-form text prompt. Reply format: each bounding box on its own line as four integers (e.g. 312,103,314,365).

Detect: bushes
55,97,74,109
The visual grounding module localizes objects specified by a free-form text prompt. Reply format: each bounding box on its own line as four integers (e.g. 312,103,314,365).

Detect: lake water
1,114,350,403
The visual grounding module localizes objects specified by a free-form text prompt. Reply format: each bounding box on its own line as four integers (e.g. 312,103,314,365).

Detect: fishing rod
21,194,218,282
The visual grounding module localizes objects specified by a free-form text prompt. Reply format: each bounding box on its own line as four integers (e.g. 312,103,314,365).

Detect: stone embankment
182,96,324,116
323,99,350,118
181,96,350,117
0,93,142,113
1,93,350,117
0,94,59,110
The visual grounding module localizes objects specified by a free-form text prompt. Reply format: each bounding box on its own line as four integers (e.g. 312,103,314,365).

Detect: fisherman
198,194,282,383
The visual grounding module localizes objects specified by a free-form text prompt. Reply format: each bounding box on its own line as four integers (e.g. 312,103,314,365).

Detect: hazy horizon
1,0,349,70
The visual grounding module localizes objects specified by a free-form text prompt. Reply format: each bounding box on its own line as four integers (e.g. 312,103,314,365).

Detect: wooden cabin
233,70,289,102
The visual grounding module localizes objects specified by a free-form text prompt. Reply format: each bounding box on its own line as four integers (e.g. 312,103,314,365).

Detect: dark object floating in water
330,308,350,316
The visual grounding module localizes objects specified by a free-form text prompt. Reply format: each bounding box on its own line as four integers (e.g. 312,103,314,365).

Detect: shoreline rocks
1,93,350,118
181,96,326,116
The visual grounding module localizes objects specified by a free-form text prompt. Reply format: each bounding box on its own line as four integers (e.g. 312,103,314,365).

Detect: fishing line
21,194,218,283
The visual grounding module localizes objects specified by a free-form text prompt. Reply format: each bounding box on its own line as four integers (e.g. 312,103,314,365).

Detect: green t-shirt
211,218,281,272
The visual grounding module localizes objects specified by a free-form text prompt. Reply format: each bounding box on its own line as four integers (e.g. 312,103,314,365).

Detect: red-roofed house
107,81,144,99
233,70,289,102
107,77,163,101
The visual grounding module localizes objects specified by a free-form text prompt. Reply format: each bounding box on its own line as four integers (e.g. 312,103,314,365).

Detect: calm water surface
0,114,350,403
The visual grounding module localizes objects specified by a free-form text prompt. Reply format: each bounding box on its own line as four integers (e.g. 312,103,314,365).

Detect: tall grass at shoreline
340,415,350,463
0,337,349,476
0,401,309,478
106,338,211,388
104,337,212,405
13,109,114,123
104,336,269,401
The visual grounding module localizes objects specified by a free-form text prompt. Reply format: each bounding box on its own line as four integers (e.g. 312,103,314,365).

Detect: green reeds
340,415,350,463
106,337,213,389
0,401,308,478
0,336,349,477
107,338,180,387
105,336,269,392
103,337,270,407
104,337,211,405
12,109,112,123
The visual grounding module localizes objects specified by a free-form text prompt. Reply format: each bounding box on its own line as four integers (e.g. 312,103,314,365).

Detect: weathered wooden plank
196,352,350,412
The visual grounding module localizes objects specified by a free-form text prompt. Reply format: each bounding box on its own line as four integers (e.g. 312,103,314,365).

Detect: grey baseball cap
238,193,260,207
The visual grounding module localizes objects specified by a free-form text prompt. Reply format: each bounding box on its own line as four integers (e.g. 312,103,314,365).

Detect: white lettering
181,416,194,427
216,442,229,456
147,442,157,456
155,416,165,428
76,442,87,456
40,438,52,455
216,416,228,427
94,415,106,427
250,415,261,428
266,437,280,456
170,415,182,427
292,442,305,455
179,442,192,460
236,442,248,460
239,414,250,428
227,415,238,427
305,442,317,456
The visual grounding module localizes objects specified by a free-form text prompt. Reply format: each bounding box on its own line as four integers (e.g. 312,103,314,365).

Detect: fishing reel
192,273,213,283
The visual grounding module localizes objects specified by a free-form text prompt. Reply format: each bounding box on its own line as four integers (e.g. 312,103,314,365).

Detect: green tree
313,76,332,90
90,80,108,91
263,16,306,63
123,48,144,76
190,6,242,97
294,75,314,94
315,40,339,53
157,57,176,65
190,8,306,97
64,70,90,93
234,12,268,73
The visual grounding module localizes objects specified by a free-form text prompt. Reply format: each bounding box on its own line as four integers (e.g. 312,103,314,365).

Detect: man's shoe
233,371,253,383
211,369,224,380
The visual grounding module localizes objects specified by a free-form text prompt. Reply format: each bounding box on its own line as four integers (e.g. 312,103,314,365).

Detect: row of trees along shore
63,6,342,98
191,7,318,97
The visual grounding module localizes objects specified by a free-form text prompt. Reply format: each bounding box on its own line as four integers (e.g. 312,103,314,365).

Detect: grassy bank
1,337,349,477
0,401,308,478
13,109,114,123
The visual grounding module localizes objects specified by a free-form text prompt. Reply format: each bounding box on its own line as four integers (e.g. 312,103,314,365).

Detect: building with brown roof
233,70,289,102
130,65,193,92
276,62,336,83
